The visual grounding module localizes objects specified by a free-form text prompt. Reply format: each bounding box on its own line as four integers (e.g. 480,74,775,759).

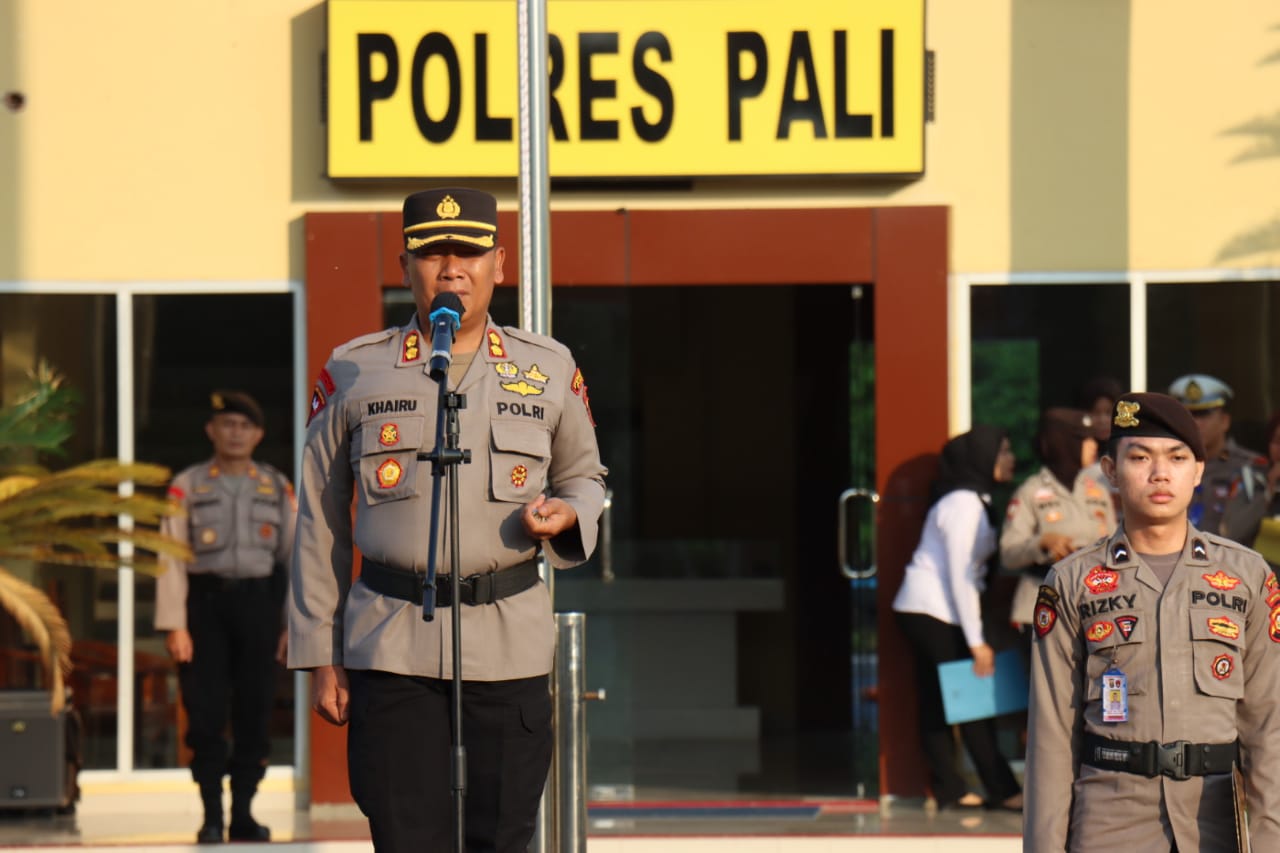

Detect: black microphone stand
419,376,470,853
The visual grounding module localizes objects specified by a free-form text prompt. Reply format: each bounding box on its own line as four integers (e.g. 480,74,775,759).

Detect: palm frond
0,567,70,714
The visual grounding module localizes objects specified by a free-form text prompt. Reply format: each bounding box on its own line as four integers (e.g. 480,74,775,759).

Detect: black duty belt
188,574,271,591
359,557,541,607
1082,733,1237,780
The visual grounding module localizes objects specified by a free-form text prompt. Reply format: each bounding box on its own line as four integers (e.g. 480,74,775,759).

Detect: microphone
427,293,464,380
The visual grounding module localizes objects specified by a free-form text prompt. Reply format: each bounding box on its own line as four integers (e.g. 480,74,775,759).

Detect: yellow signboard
326,0,924,179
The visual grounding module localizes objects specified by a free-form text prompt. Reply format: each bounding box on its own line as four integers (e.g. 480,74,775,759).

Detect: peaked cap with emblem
1109,391,1205,460
402,187,498,252
1167,373,1233,412
210,389,264,427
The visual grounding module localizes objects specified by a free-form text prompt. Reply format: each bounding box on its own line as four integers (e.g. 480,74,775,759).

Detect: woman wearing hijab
892,425,1023,812
1001,408,1116,633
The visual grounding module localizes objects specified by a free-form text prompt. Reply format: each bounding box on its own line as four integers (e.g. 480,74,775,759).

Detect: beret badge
1114,400,1140,428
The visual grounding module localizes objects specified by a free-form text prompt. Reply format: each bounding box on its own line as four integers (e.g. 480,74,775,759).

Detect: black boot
228,785,270,842
197,783,223,844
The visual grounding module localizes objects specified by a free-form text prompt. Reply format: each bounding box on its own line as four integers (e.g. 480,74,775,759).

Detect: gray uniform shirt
1001,466,1116,625
1194,438,1269,547
288,315,607,681
155,460,297,631
1024,527,1280,851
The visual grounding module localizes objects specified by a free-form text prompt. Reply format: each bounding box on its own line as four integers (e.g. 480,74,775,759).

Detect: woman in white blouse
892,425,1022,812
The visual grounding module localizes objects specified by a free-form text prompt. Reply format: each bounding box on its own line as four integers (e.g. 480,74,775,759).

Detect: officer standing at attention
289,188,607,853
1168,373,1269,546
1024,392,1280,851
156,391,295,844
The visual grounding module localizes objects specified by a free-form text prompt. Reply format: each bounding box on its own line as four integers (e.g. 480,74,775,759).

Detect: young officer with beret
1024,392,1280,851
289,188,607,852
156,390,295,844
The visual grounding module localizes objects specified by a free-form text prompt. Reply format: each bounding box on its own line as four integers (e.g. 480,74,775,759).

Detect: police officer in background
156,391,295,844
1024,392,1280,852
1168,373,1269,547
289,188,607,853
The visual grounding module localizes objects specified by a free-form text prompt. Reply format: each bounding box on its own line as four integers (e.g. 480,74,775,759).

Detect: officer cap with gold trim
402,187,498,253
1167,373,1233,412
1109,391,1205,461
210,390,264,428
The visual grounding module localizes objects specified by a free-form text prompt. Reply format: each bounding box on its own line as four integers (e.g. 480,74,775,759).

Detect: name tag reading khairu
1102,667,1128,723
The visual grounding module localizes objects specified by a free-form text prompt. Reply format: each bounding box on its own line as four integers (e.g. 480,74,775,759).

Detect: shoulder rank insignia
1192,539,1208,561
401,331,423,364
1111,541,1130,563
486,329,507,359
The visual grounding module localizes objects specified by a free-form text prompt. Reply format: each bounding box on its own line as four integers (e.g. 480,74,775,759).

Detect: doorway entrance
301,205,949,803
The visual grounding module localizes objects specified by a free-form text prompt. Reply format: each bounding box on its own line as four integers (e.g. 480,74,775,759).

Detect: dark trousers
178,575,278,794
895,611,1020,805
347,670,553,853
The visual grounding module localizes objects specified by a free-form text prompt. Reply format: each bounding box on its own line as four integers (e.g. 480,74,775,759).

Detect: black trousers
895,611,1021,805
347,670,553,853
178,575,278,793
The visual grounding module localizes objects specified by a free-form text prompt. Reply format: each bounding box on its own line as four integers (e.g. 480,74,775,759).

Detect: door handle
838,488,879,580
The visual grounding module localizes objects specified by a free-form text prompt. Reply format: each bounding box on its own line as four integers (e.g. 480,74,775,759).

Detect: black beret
210,390,264,428
402,187,498,252
1109,391,1205,461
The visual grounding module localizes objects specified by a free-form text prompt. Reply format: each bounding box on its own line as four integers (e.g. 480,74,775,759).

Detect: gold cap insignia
436,195,461,219
1186,380,1203,402
1114,400,1140,428
211,392,225,410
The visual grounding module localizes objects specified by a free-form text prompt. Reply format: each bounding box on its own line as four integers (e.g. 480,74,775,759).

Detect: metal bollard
532,612,598,853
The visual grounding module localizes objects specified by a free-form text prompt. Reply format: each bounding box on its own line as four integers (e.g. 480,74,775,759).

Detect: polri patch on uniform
511,464,528,488
1034,584,1059,638
1115,614,1138,640
376,458,403,489
167,486,186,501
379,423,400,447
1086,621,1114,642
1207,616,1241,641
1268,588,1280,610
1270,607,1280,644
1212,653,1234,680
259,523,273,540
308,370,334,426
1084,565,1120,595
200,528,217,545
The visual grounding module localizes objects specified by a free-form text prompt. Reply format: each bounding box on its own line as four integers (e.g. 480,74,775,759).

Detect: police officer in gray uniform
156,390,296,844
1169,373,1269,547
1025,391,1280,852
289,188,607,853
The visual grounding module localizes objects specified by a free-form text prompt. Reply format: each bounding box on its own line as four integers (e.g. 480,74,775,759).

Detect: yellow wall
2,0,1278,280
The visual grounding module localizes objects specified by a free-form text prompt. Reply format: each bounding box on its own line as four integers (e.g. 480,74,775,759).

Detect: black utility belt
360,557,540,607
188,573,271,590
1083,733,1237,780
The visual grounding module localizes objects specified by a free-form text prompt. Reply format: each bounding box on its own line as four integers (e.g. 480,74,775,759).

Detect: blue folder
937,649,1029,725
